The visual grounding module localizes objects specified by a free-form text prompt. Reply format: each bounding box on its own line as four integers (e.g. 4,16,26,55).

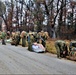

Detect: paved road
0,43,76,74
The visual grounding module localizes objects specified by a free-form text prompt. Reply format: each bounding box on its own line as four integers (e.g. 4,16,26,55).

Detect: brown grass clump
46,39,57,54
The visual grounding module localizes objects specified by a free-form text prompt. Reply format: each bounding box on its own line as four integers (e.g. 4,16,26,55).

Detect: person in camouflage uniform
55,40,68,58
33,32,38,42
7,31,10,39
20,31,26,47
1,31,7,45
11,31,16,45
40,31,47,47
32,32,40,44
27,33,34,51
69,40,76,57
15,31,21,46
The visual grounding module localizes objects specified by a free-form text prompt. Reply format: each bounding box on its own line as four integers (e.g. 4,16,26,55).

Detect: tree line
0,0,76,38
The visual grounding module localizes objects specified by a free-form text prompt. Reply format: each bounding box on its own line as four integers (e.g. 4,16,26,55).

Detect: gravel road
0,43,76,74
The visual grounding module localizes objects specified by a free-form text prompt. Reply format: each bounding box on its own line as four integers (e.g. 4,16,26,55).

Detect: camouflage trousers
55,42,61,58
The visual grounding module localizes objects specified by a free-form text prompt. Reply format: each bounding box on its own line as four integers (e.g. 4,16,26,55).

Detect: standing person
15,31,21,46
55,40,68,58
11,31,16,45
40,31,47,47
27,34,33,51
20,31,26,47
41,35,47,47
33,32,38,42
7,31,10,39
1,31,7,45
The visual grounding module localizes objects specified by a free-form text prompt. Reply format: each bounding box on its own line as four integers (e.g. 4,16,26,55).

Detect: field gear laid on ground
55,40,68,58
32,42,45,53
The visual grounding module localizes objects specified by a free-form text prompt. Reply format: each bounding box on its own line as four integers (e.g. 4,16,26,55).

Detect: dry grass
46,39,57,54
46,39,71,54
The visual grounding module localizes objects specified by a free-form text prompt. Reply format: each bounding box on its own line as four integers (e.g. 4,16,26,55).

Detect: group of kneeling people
10,31,47,53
